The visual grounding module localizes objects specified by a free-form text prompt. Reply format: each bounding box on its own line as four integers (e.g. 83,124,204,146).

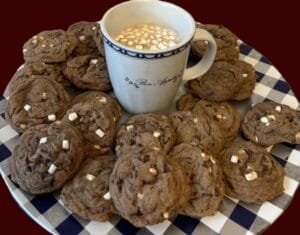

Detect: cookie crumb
115,145,120,151
245,171,258,181
153,131,161,138
152,147,160,151
62,140,69,150
39,137,47,144
86,174,96,181
48,164,57,174
95,128,105,138
23,104,31,112
32,39,38,44
267,115,276,120
210,156,216,164
238,149,246,155
41,44,46,48
255,136,259,143
103,192,111,200
230,155,239,163
48,114,56,121
68,112,78,121
295,133,300,141
149,168,157,175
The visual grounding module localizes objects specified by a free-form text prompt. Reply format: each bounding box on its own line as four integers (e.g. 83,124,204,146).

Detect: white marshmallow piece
62,140,69,150
95,128,105,138
99,97,107,103
48,164,57,174
24,104,31,112
68,112,78,122
103,192,111,200
86,174,96,181
48,114,56,121
149,168,157,175
260,116,269,124
242,73,248,78
275,105,282,112
39,137,47,144
90,59,98,65
230,155,239,163
245,171,258,181
126,125,134,131
153,131,161,138
163,212,169,219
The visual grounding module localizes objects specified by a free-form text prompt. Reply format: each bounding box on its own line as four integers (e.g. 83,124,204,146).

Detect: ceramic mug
101,0,216,114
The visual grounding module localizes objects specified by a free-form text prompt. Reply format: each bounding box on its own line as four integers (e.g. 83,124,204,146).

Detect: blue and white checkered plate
0,35,300,235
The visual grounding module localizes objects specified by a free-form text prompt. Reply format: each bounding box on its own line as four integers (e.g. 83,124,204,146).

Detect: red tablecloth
0,0,299,234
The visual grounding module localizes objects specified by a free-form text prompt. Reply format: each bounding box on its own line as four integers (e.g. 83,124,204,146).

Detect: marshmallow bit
41,92,47,100
204,40,208,45
62,140,70,150
94,144,101,150
275,105,282,112
23,48,28,53
90,59,98,65
200,152,206,158
50,44,55,48
86,174,96,181
255,136,259,143
68,112,78,121
23,104,31,112
126,125,134,131
152,147,160,151
216,114,225,119
267,115,276,120
48,164,57,174
149,168,157,175
153,131,161,138
48,114,56,121
98,97,107,103
95,128,105,138
103,192,111,200
92,26,97,30
79,35,86,41
20,123,27,129
245,171,258,181
295,132,300,141
210,157,216,164
193,118,198,123
260,116,269,124
163,212,169,219
230,155,239,163
41,44,46,48
137,193,144,199
242,73,248,78
32,39,38,44
39,137,47,144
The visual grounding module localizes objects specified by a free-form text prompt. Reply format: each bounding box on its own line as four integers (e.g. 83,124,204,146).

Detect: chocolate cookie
8,62,69,94
169,111,225,154
176,93,199,111
232,60,257,100
72,91,122,122
193,100,240,142
6,77,70,133
63,55,111,91
186,61,242,102
192,24,239,62
169,143,224,217
242,101,300,146
62,101,116,156
23,30,76,63
115,114,176,157
220,138,285,203
61,155,116,222
10,122,84,194
109,148,191,227
68,21,103,56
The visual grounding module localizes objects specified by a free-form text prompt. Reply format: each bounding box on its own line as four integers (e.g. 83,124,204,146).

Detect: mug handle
183,28,217,81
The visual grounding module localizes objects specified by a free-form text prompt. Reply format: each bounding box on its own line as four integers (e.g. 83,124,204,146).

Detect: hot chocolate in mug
101,0,216,114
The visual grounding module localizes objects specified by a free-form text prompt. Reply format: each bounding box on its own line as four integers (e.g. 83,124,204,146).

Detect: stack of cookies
6,21,299,228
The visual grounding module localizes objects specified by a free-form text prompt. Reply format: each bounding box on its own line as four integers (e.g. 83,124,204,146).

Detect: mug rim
100,0,196,55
